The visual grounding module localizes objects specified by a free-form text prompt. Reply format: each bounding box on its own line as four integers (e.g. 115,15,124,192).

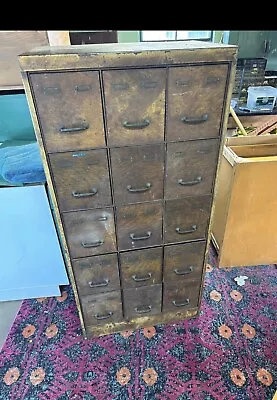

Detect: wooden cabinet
19,41,237,337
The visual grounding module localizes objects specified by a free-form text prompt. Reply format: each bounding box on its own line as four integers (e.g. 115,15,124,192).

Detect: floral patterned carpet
0,244,276,400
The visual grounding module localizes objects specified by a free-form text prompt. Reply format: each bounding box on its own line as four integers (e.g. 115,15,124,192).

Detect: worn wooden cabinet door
20,41,237,337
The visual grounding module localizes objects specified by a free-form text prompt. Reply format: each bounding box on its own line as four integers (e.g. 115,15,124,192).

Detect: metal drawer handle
173,299,190,307
75,84,92,92
94,311,113,320
60,123,89,133
127,182,152,193
43,86,61,95
178,177,202,186
174,266,194,275
123,119,150,130
130,231,152,241
81,240,104,248
88,279,109,288
176,225,197,235
135,305,152,314
97,216,108,221
140,81,157,89
72,188,98,198
180,114,208,124
132,272,152,282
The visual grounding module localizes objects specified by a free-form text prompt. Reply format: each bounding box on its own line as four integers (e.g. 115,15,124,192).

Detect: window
140,31,212,42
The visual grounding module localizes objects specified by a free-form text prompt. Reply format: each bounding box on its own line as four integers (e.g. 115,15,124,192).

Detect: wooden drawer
165,139,219,199
164,241,206,283
116,202,163,251
119,247,162,288
49,149,112,211
163,281,201,312
110,144,164,205
103,68,166,146
30,71,105,152
167,64,228,141
81,290,123,326
123,284,162,319
164,196,212,244
62,209,116,258
72,254,120,295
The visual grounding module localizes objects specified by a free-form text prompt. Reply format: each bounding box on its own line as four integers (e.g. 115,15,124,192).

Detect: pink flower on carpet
230,290,243,301
22,324,36,338
206,263,213,272
143,327,156,339
257,368,273,386
116,367,131,385
142,368,158,386
30,368,46,386
3,367,20,386
45,324,58,338
218,324,232,339
56,291,68,302
120,330,133,338
210,290,222,301
242,323,256,339
230,368,246,386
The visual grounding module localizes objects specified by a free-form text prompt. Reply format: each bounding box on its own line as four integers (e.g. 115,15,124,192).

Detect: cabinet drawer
164,241,206,283
116,202,163,251
167,64,228,141
49,149,112,211
72,254,120,295
123,284,162,319
119,247,162,288
165,139,219,199
63,209,116,258
81,291,123,326
164,196,212,244
110,144,164,205
103,68,166,146
30,71,105,152
163,281,201,312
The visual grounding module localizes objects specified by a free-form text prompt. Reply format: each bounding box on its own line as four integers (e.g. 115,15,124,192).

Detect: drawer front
123,284,162,319
63,209,116,258
164,196,212,244
81,291,123,326
103,68,166,146
165,139,219,199
119,247,163,288
164,241,206,283
163,281,201,312
30,71,105,152
116,202,163,251
167,64,228,141
110,144,164,205
72,254,120,295
49,149,112,211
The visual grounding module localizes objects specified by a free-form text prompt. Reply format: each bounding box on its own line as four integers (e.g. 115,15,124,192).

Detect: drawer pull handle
112,82,129,90
174,266,194,275
130,231,152,241
60,123,89,133
43,86,61,95
72,188,98,198
88,279,109,288
127,182,152,193
140,81,157,89
135,305,152,314
94,311,113,320
132,272,152,282
123,119,150,130
180,114,208,124
176,225,197,235
173,299,190,307
81,240,104,248
75,84,92,92
97,216,108,221
178,176,202,186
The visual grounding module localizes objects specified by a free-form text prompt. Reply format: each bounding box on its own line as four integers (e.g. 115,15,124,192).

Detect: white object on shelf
247,85,277,111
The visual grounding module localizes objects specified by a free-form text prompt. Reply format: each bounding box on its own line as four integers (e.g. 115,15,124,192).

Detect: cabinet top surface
19,41,237,72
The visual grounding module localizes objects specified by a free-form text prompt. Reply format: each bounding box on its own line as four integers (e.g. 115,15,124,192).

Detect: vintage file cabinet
19,41,237,338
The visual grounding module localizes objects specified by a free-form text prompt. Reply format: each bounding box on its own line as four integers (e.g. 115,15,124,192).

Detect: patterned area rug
0,244,276,400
